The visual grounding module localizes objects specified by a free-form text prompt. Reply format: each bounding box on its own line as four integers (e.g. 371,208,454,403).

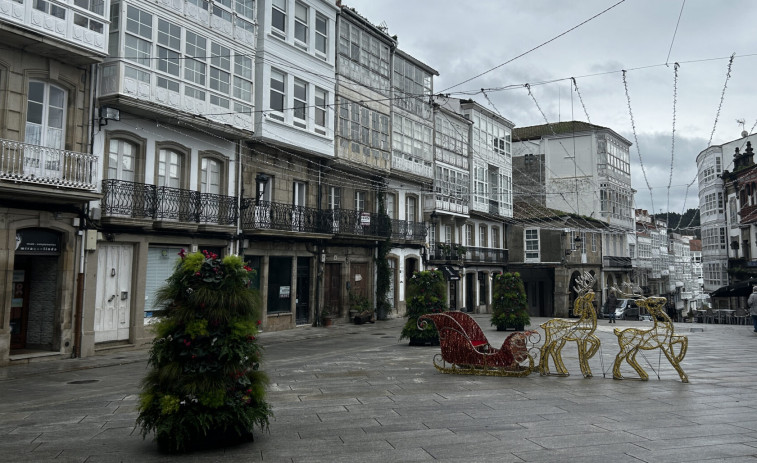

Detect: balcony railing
240,200,329,234
429,243,508,264
240,200,391,238
1,138,98,190
465,246,508,264
603,256,633,268
101,179,236,225
390,219,427,241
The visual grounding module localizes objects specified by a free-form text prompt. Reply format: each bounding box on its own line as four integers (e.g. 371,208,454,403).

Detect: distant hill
657,209,700,238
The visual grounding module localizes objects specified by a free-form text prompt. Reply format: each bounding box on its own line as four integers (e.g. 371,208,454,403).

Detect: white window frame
269,69,286,121
293,78,307,128
315,12,328,58
271,0,286,38
294,1,308,48
25,80,66,150
525,228,540,262
314,87,327,135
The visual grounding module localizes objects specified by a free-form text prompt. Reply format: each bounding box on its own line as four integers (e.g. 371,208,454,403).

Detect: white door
387,259,396,310
94,244,133,342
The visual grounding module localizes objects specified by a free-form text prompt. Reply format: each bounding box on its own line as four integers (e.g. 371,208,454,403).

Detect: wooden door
350,262,368,300
324,263,341,314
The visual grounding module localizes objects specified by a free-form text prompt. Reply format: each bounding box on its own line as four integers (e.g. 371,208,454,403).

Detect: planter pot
322,317,335,327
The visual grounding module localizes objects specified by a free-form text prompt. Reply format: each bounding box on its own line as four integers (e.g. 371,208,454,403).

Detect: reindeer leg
538,341,553,376
553,339,570,376
628,347,649,381
580,336,600,378
662,344,689,383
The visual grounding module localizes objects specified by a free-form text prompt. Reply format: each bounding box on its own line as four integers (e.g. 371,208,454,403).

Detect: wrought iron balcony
240,200,391,238
101,179,236,225
240,199,329,234
429,243,508,264
1,138,98,190
465,246,508,264
330,208,391,238
390,219,427,241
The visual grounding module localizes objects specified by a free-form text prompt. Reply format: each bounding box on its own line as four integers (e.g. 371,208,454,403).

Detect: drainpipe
73,63,98,358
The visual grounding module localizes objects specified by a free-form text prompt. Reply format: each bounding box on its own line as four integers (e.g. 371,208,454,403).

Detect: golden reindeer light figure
539,272,600,378
612,296,689,383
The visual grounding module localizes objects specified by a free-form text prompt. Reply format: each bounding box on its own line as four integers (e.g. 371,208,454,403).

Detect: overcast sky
344,0,757,215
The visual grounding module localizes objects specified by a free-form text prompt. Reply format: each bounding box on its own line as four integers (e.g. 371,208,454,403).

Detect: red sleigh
418,312,539,377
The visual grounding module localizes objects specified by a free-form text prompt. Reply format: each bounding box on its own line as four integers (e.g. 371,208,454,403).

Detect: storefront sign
279,286,291,298
360,212,371,225
15,229,60,255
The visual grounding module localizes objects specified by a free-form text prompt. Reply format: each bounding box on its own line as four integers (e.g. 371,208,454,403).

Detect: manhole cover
67,379,100,385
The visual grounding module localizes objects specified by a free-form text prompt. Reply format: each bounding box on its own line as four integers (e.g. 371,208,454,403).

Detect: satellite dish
742,130,749,138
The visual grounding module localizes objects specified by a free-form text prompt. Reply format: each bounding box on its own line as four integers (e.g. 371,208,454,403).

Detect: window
269,69,285,119
592,233,597,252
385,193,395,218
406,196,417,222
339,20,390,94
74,0,104,15
209,44,231,95
157,76,180,92
200,157,221,194
465,224,473,246
293,78,307,127
34,0,66,19
315,13,327,56
294,1,308,46
313,87,327,134
525,228,539,261
157,20,181,77
125,4,151,66
271,0,286,38
108,139,136,182
491,227,500,249
25,81,66,150
235,0,254,19
328,186,340,209
479,225,487,247
234,55,253,102
157,149,183,188
355,191,365,211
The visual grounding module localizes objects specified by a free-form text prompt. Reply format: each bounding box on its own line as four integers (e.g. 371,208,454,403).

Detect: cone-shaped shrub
400,270,447,344
491,272,530,330
136,250,272,452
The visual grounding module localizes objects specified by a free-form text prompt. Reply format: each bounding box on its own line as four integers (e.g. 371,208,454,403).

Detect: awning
710,278,757,298
439,265,460,281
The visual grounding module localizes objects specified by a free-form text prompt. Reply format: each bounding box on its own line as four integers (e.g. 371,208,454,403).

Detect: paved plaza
1,316,757,462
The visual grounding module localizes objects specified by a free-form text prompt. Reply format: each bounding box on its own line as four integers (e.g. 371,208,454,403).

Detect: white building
513,121,635,300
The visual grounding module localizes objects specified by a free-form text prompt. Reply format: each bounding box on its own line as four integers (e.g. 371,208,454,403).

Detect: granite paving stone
1,316,756,461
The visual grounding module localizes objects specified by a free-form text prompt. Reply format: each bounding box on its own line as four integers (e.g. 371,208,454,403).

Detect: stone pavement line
1,317,757,462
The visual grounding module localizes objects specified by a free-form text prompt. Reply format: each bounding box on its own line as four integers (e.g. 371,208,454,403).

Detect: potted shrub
491,272,531,331
321,307,336,327
136,250,271,453
400,270,447,345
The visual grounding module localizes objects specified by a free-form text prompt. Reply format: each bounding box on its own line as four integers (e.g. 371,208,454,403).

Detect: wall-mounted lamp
98,106,120,129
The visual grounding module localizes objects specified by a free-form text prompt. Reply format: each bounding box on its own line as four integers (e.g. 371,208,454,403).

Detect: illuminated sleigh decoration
539,272,600,378
418,312,539,377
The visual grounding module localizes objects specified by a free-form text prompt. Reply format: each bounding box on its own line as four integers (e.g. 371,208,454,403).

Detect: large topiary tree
491,272,531,331
400,269,447,345
136,250,272,452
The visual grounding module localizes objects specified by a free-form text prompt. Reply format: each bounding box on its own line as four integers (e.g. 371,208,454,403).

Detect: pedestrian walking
749,286,757,333
606,291,618,324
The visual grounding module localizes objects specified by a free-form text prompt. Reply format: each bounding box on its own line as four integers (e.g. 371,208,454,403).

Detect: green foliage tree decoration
400,270,447,345
491,272,531,331
136,250,272,452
